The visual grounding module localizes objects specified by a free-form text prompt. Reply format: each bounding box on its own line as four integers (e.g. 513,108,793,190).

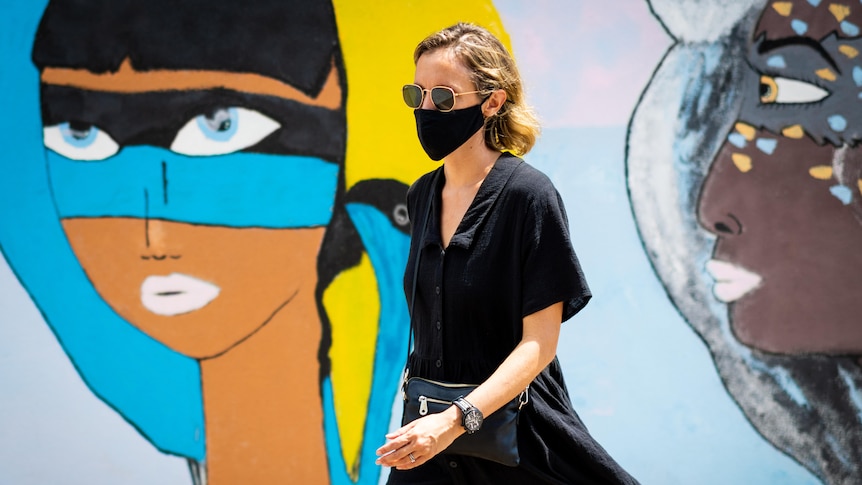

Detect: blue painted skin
47,147,339,228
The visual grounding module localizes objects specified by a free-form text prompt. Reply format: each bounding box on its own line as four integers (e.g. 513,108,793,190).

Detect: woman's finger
377,442,416,467
395,451,423,470
385,420,416,440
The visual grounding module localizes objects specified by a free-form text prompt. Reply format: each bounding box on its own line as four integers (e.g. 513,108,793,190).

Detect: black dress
387,154,639,484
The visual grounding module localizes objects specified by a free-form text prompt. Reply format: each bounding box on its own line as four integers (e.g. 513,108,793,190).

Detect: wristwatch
452,397,483,434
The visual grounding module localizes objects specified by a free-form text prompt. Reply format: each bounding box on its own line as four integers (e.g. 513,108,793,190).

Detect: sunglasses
402,84,482,112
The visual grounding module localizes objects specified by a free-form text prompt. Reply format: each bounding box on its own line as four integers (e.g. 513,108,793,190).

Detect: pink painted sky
495,0,671,127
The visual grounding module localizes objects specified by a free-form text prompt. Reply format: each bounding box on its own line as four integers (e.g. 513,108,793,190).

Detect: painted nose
697,141,745,237
702,212,743,235
141,161,180,259
697,180,744,236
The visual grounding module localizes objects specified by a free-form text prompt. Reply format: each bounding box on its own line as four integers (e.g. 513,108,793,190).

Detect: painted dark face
698,0,862,355
40,62,345,359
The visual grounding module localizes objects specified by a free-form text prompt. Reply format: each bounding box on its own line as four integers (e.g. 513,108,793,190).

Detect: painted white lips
140,273,220,316
704,259,762,303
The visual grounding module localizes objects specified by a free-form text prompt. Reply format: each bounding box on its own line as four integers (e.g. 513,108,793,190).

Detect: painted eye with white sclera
43,122,120,161
170,107,281,156
760,75,830,104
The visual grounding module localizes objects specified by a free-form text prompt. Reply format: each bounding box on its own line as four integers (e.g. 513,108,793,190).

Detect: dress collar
422,153,523,250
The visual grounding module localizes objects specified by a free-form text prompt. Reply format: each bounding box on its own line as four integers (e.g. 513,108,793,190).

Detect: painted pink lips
704,259,763,303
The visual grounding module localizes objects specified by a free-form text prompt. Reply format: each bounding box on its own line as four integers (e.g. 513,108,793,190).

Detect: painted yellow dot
809,166,834,179
829,4,851,23
735,122,757,141
732,153,753,172
782,125,805,138
772,1,793,16
839,44,859,59
857,179,862,194
816,68,837,81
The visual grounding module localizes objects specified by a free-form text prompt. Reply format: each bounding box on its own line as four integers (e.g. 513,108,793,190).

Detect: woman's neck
442,132,500,188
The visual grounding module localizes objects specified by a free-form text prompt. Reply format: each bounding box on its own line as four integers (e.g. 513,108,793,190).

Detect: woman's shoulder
406,167,442,204
501,154,559,202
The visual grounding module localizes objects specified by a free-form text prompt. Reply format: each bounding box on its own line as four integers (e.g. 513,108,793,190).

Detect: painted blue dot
828,114,848,132
854,66,862,87
791,19,809,36
830,185,853,205
806,0,820,6
842,21,861,37
858,92,862,100
767,56,787,69
728,133,747,148
756,138,778,155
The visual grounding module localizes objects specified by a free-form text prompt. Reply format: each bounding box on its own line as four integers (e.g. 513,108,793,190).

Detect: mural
629,0,862,483
3,0,859,484
0,1,506,484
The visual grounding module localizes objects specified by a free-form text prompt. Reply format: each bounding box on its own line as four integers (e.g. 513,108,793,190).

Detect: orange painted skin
50,65,340,484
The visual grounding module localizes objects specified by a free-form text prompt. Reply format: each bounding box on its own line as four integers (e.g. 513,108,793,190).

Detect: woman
376,23,638,484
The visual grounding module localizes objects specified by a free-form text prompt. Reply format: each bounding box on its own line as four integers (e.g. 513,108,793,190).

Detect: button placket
433,246,445,370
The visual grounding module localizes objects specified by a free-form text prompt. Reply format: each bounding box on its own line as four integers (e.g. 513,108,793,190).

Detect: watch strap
453,396,473,415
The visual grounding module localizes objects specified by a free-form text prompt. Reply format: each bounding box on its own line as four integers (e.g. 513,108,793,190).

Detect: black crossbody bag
401,170,529,467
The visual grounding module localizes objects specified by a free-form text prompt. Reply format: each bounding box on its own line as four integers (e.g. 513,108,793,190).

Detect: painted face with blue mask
28,1,357,481
39,60,346,358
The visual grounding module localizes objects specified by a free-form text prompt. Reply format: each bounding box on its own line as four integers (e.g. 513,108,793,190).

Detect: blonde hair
414,22,540,156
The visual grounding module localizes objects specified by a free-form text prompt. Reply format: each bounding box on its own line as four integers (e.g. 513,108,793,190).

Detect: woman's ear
482,89,507,117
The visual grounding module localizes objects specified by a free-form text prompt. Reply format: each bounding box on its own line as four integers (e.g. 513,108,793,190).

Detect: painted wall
0,1,856,484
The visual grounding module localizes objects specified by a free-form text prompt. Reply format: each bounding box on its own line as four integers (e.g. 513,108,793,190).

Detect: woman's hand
376,302,563,470
375,407,463,469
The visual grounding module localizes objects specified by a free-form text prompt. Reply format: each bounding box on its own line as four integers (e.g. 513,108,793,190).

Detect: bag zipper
418,395,453,416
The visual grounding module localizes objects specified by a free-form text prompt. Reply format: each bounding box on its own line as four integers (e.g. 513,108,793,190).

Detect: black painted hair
32,0,341,98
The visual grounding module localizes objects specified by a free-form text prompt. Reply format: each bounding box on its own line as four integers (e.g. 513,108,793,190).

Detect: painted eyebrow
757,37,840,73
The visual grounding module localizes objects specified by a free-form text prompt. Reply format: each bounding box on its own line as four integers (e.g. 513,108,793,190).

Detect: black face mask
414,104,485,161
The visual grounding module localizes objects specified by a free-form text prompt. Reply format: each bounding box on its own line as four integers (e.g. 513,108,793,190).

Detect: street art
0,0,506,484
629,0,862,483
13,0,856,483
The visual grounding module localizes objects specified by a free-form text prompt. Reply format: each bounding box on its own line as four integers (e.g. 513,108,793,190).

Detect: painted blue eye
60,122,98,147
196,108,239,142
171,107,281,156
43,122,120,160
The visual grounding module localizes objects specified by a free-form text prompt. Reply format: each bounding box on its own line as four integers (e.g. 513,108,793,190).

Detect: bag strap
405,169,439,374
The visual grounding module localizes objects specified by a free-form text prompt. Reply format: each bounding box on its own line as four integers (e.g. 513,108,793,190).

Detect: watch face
464,409,483,432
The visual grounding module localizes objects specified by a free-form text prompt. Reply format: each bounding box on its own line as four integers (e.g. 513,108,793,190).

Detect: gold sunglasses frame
402,84,482,113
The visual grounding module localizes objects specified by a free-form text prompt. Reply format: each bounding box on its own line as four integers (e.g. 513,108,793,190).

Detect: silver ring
408,453,416,463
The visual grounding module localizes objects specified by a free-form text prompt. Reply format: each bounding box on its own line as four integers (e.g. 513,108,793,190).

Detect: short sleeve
520,185,591,322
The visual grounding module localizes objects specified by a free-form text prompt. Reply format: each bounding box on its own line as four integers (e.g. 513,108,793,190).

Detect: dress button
449,460,458,468
436,321,441,330
435,359,442,368
435,286,440,295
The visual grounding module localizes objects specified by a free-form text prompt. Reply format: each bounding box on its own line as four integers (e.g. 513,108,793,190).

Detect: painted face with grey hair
697,1,862,356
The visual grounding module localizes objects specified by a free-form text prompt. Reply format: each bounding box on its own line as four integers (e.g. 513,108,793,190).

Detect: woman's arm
375,301,563,469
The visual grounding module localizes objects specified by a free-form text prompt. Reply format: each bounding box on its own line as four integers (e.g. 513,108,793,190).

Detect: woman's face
697,1,862,355
41,61,344,359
